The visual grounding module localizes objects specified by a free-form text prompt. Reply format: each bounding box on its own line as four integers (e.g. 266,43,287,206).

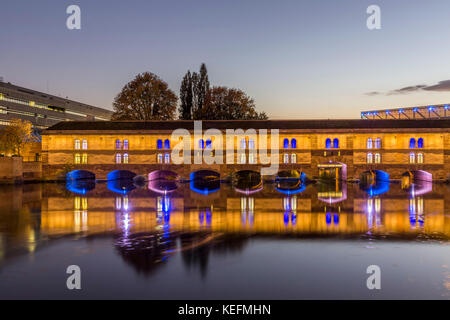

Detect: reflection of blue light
413,108,418,112
107,179,136,194
284,212,290,226
199,211,204,224
333,213,339,225
66,180,95,194
189,172,220,195
428,106,434,111
445,105,449,110
326,212,332,225
276,183,306,195
248,212,254,226
361,171,390,197
206,208,212,225
399,109,404,113
291,214,297,226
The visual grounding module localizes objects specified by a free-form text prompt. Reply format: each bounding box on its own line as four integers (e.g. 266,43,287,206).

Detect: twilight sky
2,0,450,119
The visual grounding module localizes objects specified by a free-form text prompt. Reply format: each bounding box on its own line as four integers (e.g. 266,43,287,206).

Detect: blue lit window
325,138,332,149
116,139,122,150
333,138,339,149
164,139,170,149
156,139,163,150
199,139,205,150
283,138,289,149
417,138,424,149
123,139,129,150
206,139,212,149
367,138,373,149
409,138,416,149
291,139,297,149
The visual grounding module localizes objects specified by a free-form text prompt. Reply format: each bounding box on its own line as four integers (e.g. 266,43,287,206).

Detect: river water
0,181,449,299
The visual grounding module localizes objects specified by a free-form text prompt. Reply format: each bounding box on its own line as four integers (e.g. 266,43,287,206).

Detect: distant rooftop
44,119,450,133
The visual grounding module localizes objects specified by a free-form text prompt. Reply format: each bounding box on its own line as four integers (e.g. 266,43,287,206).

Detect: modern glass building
0,81,113,129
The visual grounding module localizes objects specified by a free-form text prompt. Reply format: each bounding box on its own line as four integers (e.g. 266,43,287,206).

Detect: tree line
112,63,267,121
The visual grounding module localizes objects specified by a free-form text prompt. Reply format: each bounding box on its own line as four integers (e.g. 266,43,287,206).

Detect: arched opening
283,138,289,149
190,170,220,195
107,170,136,181
157,139,163,150
233,170,262,192
325,138,332,149
360,170,390,196
402,170,432,196
66,170,95,181
367,138,373,149
148,170,179,194
409,138,416,149
276,170,306,194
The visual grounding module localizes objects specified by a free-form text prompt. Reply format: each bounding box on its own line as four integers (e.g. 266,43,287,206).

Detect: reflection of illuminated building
366,198,381,229
74,196,88,232
240,197,254,227
409,196,425,229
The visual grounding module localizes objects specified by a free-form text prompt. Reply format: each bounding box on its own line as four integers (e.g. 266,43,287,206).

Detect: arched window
115,153,122,164
417,138,424,149
283,153,289,164
123,153,129,164
240,138,247,150
82,139,88,150
291,139,297,149
199,139,205,150
164,139,170,149
375,138,381,149
74,153,81,164
248,139,255,149
156,139,163,150
367,138,373,149
123,139,129,150
82,153,88,164
291,153,297,164
206,139,212,149
164,153,170,164
325,138,332,149
283,138,289,149
157,154,163,164
409,153,415,164
333,138,339,149
116,139,122,150
74,139,80,150
367,153,373,164
374,153,381,164
417,153,424,164
409,138,416,149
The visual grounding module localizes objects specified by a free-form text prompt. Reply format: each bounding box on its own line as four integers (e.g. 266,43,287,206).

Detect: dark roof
43,119,450,133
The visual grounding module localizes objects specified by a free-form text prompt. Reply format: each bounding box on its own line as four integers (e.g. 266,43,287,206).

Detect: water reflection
0,181,449,281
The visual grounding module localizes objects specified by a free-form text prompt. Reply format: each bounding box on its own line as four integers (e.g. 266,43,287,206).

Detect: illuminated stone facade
41,119,450,181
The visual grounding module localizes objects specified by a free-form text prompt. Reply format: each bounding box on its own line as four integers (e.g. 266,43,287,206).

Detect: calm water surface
0,181,449,299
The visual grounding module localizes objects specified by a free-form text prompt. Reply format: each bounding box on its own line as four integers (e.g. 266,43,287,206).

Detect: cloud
365,79,450,96
423,80,450,92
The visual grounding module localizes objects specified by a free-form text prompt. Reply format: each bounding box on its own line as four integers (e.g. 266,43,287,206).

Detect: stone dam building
41,119,450,182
